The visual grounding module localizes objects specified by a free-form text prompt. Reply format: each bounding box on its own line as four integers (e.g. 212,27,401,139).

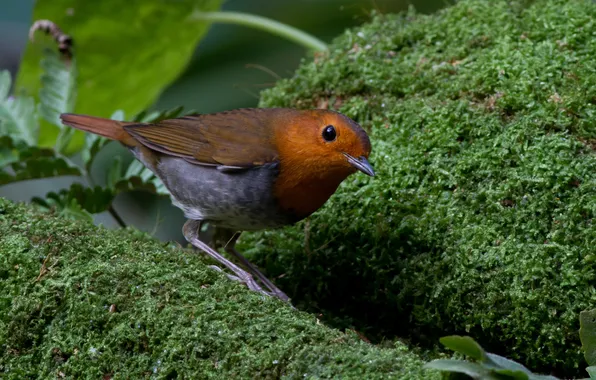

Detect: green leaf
0,136,80,185
0,70,8,100
586,366,596,379
36,48,77,153
424,359,495,379
80,133,109,171
581,310,596,366
32,183,114,221
0,70,39,145
525,374,560,380
16,0,223,151
432,336,559,380
114,160,169,196
491,369,529,380
440,336,487,362
0,140,17,169
189,11,327,52
110,109,126,122
32,191,90,221
134,105,190,123
484,353,532,373
54,127,76,154
60,197,94,221
107,156,123,189
485,354,559,379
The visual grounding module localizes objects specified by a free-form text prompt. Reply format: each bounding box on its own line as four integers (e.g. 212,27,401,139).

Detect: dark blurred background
0,0,446,242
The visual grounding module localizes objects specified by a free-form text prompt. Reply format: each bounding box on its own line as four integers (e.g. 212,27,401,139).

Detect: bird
60,108,374,302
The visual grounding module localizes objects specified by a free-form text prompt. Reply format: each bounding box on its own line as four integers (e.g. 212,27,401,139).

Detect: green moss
0,198,435,379
252,0,596,377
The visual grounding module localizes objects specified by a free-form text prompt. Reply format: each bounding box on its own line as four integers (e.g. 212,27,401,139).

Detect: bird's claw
184,220,292,304
207,264,223,273
205,258,277,298
208,265,243,283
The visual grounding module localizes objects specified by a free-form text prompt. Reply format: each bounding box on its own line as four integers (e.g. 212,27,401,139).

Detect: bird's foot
209,264,281,298
222,235,291,303
207,265,280,299
207,265,242,282
183,220,283,301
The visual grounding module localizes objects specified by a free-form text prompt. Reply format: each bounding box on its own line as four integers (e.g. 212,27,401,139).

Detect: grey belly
149,156,290,231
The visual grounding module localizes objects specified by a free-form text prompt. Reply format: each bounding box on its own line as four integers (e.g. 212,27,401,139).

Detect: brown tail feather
60,113,138,147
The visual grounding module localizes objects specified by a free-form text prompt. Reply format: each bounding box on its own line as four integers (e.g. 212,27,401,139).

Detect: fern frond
0,70,39,145
32,183,114,221
116,159,169,196
37,48,77,152
0,135,80,185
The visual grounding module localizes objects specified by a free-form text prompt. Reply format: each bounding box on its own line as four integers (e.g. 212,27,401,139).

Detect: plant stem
84,166,127,229
190,11,328,52
108,205,127,228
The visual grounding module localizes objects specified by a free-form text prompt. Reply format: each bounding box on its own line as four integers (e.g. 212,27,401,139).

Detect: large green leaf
581,310,596,366
424,359,495,379
427,336,560,380
16,0,223,150
440,336,487,362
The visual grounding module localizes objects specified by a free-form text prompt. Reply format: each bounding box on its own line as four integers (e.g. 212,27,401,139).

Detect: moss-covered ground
247,0,596,377
0,198,436,378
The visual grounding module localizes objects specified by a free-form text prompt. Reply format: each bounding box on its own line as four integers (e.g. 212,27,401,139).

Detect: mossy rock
248,0,596,377
0,198,436,378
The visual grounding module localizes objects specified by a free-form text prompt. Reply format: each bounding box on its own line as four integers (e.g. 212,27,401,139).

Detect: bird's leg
222,232,290,303
182,220,271,297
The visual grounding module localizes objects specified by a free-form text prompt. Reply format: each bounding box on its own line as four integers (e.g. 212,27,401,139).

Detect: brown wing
124,108,282,168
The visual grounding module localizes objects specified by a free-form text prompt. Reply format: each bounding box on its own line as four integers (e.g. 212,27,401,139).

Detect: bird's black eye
322,125,336,142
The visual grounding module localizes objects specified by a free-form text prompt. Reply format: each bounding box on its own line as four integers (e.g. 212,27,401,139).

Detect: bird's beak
343,153,375,176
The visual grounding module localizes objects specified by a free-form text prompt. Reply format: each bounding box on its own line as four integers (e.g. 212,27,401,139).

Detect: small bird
60,108,374,302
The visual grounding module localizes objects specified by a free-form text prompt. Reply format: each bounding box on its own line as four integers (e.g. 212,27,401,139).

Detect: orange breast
273,170,346,220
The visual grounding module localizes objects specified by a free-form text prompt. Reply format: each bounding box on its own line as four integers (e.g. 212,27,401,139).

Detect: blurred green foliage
155,0,445,113
0,46,177,223
15,0,223,150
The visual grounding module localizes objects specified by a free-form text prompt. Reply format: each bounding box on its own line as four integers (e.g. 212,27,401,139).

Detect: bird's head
275,109,374,180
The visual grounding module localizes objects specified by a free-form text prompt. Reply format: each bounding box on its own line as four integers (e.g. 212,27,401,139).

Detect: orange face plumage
272,109,374,219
